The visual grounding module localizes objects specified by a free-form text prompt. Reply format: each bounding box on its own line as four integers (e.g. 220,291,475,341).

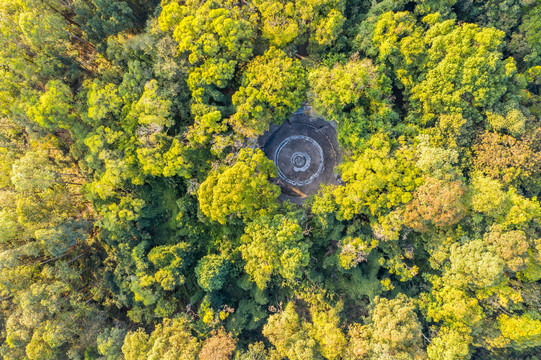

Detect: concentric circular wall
258,105,341,202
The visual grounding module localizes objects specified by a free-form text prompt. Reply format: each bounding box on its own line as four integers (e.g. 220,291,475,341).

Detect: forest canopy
1,0,541,359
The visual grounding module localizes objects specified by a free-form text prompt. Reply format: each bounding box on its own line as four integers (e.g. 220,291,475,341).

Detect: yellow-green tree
159,0,257,148
309,58,396,149
263,302,320,360
197,148,280,224
240,213,307,289
253,0,346,47
122,317,201,360
230,47,307,138
347,294,426,359
333,133,423,221
373,12,522,135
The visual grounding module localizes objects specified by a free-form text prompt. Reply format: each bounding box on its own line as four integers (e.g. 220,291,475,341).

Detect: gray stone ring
274,136,324,186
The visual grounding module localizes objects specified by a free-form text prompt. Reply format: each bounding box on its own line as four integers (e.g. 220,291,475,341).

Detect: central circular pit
274,136,324,186
291,152,310,170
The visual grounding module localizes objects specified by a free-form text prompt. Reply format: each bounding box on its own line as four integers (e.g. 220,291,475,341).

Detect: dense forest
1,0,541,359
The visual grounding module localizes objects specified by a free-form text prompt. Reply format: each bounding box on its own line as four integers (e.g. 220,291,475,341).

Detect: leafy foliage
197,148,280,224
240,213,307,289
230,47,307,138
0,0,540,359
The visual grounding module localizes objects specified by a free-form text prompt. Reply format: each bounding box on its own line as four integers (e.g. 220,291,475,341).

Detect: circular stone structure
258,105,340,202
274,135,323,186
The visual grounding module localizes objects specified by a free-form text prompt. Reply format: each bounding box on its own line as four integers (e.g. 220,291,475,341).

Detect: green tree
426,326,472,360
347,294,426,359
73,0,136,49
414,134,461,178
230,47,307,138
307,301,347,360
197,148,280,224
0,133,105,360
97,327,128,360
332,133,423,221
167,0,255,66
129,79,174,129
419,278,482,358
0,0,86,125
195,254,231,292
122,317,201,360
373,11,522,137
240,213,307,289
468,173,541,229
410,17,519,126
147,242,193,292
448,239,505,289
519,2,541,66
455,0,524,35
27,80,75,130
158,0,260,151
159,0,256,138
497,313,541,350
263,302,320,360
309,58,396,149
253,0,346,47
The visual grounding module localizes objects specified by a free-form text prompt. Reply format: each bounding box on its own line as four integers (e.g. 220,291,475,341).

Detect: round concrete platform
258,106,341,202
